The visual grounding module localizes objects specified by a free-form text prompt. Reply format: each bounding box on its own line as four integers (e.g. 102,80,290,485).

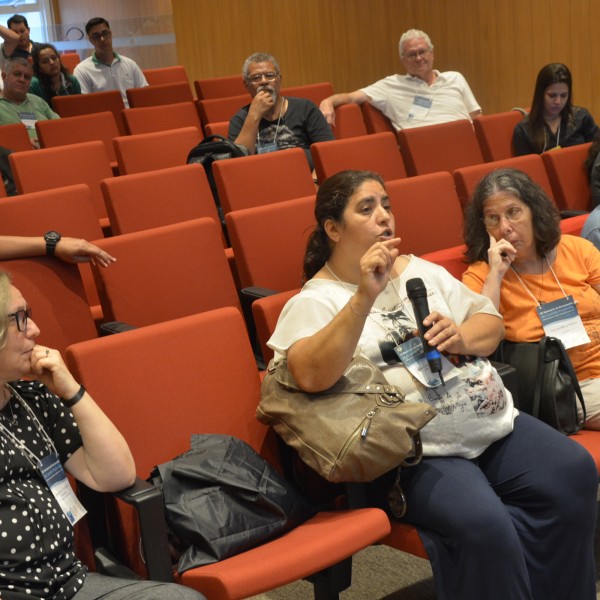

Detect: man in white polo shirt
74,17,147,108
319,28,481,131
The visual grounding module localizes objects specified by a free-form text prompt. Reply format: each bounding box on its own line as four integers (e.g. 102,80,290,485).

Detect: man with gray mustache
228,52,333,170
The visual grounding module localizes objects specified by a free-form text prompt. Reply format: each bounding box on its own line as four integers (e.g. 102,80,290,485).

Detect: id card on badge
407,95,432,120
39,454,87,525
394,336,461,388
257,142,278,154
537,295,590,349
18,111,37,131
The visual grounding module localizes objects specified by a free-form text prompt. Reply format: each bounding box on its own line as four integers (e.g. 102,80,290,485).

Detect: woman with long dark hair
29,43,81,104
513,63,597,155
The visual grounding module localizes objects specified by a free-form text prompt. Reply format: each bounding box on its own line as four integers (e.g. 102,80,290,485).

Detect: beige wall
172,0,599,117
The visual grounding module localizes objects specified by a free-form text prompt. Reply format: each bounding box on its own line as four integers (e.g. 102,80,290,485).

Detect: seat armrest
99,321,137,336
560,210,589,219
112,479,173,582
240,286,279,302
78,478,173,582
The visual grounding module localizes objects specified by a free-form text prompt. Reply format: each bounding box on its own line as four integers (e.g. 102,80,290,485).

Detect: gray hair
3,57,31,75
242,52,280,82
0,271,11,350
399,29,433,57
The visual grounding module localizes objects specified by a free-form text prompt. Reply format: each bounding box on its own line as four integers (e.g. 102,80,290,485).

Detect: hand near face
487,233,516,279
357,238,401,300
28,345,80,401
248,88,276,119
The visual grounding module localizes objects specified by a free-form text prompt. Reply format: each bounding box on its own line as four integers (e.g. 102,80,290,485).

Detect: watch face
45,231,61,242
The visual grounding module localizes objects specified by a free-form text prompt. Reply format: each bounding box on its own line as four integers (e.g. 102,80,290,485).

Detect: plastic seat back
112,126,202,175
0,122,33,151
142,65,189,86
59,52,80,72
197,93,251,126
35,111,119,164
52,90,127,135
252,289,299,364
311,132,406,183
0,184,104,316
361,102,396,135
213,147,315,214
225,194,315,290
9,140,112,228
90,218,241,327
398,119,484,176
542,143,593,212
3,256,97,355
280,82,334,105
386,172,464,255
122,101,202,135
204,121,229,137
101,164,222,237
473,111,524,162
454,154,553,210
194,75,246,100
560,214,588,236
126,82,193,108
420,245,467,280
333,103,367,139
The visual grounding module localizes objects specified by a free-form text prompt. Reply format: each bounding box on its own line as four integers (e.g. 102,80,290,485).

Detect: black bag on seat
187,135,248,220
491,336,586,435
149,434,315,573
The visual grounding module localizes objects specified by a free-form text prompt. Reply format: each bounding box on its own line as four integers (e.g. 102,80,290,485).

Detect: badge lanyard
543,121,561,152
257,96,285,154
324,263,460,387
0,385,87,525
510,257,590,349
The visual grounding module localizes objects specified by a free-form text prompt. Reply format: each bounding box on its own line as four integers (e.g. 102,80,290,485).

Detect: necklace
324,262,411,338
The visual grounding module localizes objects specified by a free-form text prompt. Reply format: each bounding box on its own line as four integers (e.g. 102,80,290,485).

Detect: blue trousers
400,412,598,600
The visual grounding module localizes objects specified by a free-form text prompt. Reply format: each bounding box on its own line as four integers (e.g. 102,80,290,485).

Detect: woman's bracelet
62,384,86,408
347,298,370,318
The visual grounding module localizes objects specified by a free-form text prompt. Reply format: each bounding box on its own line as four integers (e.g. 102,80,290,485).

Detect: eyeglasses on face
248,72,279,83
403,48,430,61
482,206,525,228
90,30,112,42
7,307,32,333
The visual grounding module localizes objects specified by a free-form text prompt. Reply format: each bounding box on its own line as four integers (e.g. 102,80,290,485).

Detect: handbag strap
550,336,586,429
531,336,586,432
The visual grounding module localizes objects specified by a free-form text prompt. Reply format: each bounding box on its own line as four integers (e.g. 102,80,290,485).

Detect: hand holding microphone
406,277,445,386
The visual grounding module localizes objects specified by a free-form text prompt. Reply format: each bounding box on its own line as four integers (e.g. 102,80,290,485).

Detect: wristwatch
44,230,61,257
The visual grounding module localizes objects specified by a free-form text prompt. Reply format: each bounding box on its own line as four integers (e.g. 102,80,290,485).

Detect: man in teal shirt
0,57,58,148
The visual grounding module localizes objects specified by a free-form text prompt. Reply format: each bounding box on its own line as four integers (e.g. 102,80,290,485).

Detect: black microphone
406,277,445,386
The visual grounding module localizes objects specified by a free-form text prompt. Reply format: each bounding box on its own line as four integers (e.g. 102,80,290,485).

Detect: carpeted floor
248,489,600,600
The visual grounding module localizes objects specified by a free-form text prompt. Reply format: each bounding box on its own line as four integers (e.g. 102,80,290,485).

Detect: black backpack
187,135,248,220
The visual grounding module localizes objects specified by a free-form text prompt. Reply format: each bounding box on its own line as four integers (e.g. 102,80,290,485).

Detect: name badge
18,111,37,131
257,142,278,154
394,336,461,388
537,295,590,349
38,453,87,525
407,95,432,120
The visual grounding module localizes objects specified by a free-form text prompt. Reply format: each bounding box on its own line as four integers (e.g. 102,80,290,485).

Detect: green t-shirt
0,93,59,139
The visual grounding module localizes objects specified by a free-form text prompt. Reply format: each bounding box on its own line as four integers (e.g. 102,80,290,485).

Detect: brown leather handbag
257,356,436,483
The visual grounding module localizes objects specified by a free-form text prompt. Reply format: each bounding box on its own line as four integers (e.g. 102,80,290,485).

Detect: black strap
532,337,586,433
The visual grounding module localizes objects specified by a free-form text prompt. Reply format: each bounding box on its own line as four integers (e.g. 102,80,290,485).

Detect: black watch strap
44,231,61,257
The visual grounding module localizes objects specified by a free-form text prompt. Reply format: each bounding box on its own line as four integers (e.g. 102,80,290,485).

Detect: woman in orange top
462,168,600,429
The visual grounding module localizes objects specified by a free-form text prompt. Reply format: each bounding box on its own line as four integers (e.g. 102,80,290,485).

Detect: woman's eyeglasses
7,308,32,332
482,206,524,228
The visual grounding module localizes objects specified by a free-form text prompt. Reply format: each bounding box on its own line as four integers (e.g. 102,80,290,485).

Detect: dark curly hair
303,170,385,281
463,168,561,264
